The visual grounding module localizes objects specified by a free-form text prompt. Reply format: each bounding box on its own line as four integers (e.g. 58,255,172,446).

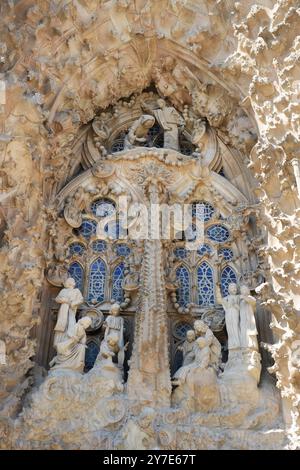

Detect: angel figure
124,115,155,150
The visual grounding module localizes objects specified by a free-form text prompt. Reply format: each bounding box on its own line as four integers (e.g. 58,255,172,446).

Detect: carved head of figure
110,302,121,317
107,334,119,348
64,277,76,289
78,316,92,330
228,283,238,295
240,284,250,296
186,330,196,343
141,115,155,129
157,98,166,109
196,337,207,349
194,319,208,336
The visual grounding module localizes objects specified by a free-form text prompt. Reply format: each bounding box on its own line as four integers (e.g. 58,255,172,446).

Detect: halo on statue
78,308,104,332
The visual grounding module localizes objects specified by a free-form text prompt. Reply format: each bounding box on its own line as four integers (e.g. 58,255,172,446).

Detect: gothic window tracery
68,261,84,290
221,265,237,297
197,261,215,306
112,262,125,303
176,265,190,307
206,224,230,243
88,258,107,303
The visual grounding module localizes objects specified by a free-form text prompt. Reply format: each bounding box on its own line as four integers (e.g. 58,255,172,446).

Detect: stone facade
0,0,299,450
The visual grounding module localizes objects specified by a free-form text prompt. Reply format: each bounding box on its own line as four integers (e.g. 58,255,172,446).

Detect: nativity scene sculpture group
18,90,284,451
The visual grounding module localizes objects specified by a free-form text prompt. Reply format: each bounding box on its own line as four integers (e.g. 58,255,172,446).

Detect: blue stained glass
176,265,190,307
174,247,187,259
192,201,215,222
112,263,125,303
104,221,119,239
88,258,106,302
76,219,97,239
91,240,107,253
115,244,131,257
221,265,237,297
85,341,99,371
111,131,126,152
69,242,85,256
197,261,215,306
197,243,212,256
68,262,84,290
219,247,234,261
91,199,116,218
206,224,230,243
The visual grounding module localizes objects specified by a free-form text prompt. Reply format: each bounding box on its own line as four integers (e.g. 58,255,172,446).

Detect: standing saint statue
239,284,258,351
142,98,185,151
104,303,125,366
54,277,84,348
49,316,92,374
217,283,240,351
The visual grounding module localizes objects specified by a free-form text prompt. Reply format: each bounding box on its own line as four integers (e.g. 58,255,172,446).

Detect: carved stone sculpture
239,284,259,351
124,115,155,150
142,99,185,151
63,187,87,228
218,283,241,351
193,319,222,372
49,316,92,374
103,303,125,367
53,278,84,348
172,336,220,412
178,330,195,366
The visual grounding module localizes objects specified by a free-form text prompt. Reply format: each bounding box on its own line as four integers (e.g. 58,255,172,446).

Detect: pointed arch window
221,265,237,297
88,258,106,303
176,265,190,307
112,262,125,303
68,261,84,291
197,261,215,306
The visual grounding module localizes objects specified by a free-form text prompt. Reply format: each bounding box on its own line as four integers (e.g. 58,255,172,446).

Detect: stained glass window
88,258,106,302
91,240,107,253
174,247,188,259
104,221,121,239
197,243,212,256
221,265,237,297
197,261,215,306
115,244,131,257
91,199,116,218
146,122,164,148
85,341,99,371
76,219,97,239
69,242,85,256
218,247,234,261
192,201,215,222
179,134,194,156
176,265,190,307
68,262,84,290
112,262,125,303
111,131,126,152
174,322,193,340
206,224,230,243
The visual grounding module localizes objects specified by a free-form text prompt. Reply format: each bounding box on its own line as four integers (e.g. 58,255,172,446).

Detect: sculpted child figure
178,329,196,366
104,303,125,366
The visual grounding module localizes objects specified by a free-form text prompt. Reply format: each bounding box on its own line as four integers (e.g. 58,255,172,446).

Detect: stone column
127,181,171,407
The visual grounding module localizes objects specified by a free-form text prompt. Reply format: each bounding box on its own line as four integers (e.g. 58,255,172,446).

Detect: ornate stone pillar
127,171,171,407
